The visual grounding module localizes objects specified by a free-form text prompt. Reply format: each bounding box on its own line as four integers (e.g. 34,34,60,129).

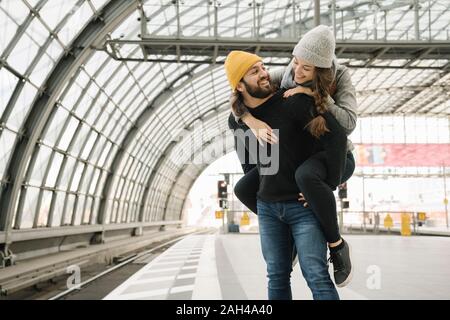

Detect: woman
231,25,357,287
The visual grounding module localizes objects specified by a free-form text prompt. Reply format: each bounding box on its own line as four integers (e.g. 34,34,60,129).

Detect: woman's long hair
306,67,336,138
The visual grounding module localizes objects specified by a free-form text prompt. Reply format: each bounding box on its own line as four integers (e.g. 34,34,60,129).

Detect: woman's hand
283,86,313,98
298,192,308,207
242,113,278,145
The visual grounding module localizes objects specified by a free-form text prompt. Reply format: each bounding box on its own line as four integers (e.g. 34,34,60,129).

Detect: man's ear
236,81,245,93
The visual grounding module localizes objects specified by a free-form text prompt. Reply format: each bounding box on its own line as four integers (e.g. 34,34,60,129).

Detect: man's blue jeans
257,199,339,300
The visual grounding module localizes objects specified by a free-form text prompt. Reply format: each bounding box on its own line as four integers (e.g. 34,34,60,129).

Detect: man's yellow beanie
224,51,262,91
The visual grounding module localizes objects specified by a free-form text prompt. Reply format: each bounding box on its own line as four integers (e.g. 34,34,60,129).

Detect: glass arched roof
0,0,449,239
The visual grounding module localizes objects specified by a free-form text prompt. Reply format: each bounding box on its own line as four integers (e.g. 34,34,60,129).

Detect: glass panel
105,145,119,168
73,70,91,91
83,196,93,224
122,202,129,223
57,1,93,46
0,128,16,178
62,193,75,225
25,0,40,9
122,87,141,114
39,0,79,31
28,52,56,88
6,81,37,131
103,114,118,138
88,168,101,194
0,1,29,50
81,131,98,159
20,186,39,229
51,191,65,227
110,11,140,40
59,156,76,189
91,100,108,129
7,32,40,75
24,16,49,47
45,151,64,187
87,78,100,99
45,38,64,61
70,161,85,192
114,77,134,104
62,82,83,110
43,106,69,146
115,176,125,199
84,51,108,76
103,66,127,96
130,204,137,222
90,0,108,11
110,200,118,223
37,190,53,227
0,11,14,54
29,144,52,185
70,123,89,155
114,125,128,145
77,85,97,119
97,142,111,167
58,116,79,150
0,68,18,117
95,171,107,198
73,195,84,226
91,197,100,224
90,135,106,164
80,164,94,194
94,58,118,87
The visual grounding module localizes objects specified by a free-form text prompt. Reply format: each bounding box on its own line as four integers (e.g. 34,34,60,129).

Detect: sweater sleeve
269,67,285,87
326,66,358,135
228,113,257,174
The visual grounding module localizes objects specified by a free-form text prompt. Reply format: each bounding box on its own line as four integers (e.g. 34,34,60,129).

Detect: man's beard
242,77,274,99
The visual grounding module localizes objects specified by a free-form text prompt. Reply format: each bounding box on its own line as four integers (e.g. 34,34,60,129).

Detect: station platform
103,233,450,300
344,223,450,237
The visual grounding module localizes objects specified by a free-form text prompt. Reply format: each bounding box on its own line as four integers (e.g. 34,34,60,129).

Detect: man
225,50,347,300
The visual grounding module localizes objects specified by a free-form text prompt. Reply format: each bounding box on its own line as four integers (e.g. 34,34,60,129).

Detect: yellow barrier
384,214,393,229
401,213,411,236
240,212,250,226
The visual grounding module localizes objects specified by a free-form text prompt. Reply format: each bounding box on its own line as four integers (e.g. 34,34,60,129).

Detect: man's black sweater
228,90,347,202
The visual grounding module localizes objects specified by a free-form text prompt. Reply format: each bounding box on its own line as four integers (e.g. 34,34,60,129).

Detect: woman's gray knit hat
292,25,335,68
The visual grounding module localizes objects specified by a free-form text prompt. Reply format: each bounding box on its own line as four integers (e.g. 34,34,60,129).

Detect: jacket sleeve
326,66,358,135
228,113,257,174
268,67,285,87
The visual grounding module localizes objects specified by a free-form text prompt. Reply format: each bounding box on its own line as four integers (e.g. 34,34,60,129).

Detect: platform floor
103,233,450,300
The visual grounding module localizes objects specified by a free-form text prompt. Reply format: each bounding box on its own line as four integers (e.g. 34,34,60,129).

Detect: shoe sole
336,241,354,288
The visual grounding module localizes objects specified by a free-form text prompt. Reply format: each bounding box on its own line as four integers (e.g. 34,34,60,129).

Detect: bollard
384,213,393,234
401,213,412,236
240,212,250,226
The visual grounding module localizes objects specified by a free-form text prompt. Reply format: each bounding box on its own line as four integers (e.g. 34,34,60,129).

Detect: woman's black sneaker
328,239,353,287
